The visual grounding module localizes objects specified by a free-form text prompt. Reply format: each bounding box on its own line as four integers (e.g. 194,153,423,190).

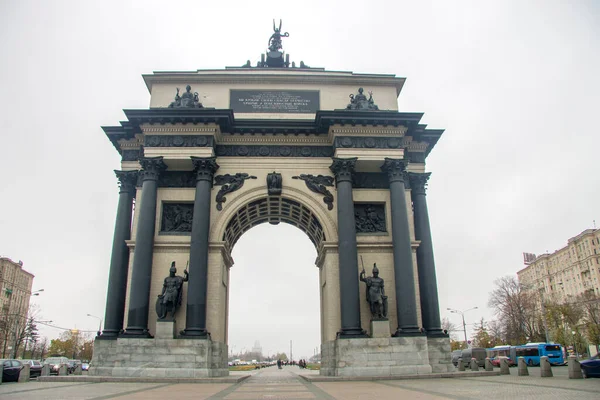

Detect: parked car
44,356,69,375
490,356,516,367
81,362,89,371
580,354,600,378
21,359,43,378
451,350,462,367
0,359,23,382
460,348,487,368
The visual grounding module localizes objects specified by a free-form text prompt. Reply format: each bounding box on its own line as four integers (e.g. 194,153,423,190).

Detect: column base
97,329,122,340
392,326,425,337
425,328,449,338
120,327,153,339
337,327,368,339
180,328,210,339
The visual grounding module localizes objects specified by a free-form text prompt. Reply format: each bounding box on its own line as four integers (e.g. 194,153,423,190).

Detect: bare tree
441,317,459,340
488,276,541,345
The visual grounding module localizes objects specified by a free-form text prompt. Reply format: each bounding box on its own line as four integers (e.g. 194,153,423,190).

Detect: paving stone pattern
0,366,599,399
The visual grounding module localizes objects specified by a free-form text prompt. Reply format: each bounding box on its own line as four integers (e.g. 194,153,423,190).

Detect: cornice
217,134,330,145
328,126,407,139
144,72,406,96
140,124,220,135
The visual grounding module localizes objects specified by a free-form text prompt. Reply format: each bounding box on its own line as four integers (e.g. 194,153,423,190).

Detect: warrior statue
360,263,388,319
268,19,289,52
156,261,189,320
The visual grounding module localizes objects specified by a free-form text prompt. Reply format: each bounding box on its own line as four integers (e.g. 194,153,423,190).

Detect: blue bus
514,343,565,366
487,343,565,366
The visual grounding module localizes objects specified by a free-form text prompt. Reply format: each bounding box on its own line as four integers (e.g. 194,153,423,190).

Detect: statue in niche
360,263,388,320
355,204,386,233
268,19,289,52
267,172,282,196
346,87,379,110
156,261,189,320
168,85,204,108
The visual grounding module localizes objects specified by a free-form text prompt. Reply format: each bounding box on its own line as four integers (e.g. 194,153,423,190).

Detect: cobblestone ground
0,366,599,399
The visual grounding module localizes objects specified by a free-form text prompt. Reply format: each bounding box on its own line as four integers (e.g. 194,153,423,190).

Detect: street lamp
87,313,102,336
31,289,44,296
447,307,478,348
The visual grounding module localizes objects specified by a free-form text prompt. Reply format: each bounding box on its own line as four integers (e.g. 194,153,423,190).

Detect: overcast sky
1,1,599,360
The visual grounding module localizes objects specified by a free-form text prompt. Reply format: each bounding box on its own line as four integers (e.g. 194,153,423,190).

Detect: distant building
252,340,262,355
518,229,600,301
0,256,35,357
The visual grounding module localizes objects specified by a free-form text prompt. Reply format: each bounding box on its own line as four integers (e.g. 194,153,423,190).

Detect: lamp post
447,307,478,348
572,330,579,359
86,314,102,336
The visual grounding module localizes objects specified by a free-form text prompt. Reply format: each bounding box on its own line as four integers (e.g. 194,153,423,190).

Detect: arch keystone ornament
92,24,452,379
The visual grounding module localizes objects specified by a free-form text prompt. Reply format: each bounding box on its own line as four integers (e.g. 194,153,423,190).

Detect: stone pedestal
370,320,391,338
155,320,176,339
426,337,455,373
18,364,30,382
89,337,228,378
320,336,432,377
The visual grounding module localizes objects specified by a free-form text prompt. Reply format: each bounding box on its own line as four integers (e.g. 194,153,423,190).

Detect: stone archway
92,66,453,378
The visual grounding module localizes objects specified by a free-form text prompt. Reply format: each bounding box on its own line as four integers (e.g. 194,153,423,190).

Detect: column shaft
410,173,445,336
100,170,137,339
122,157,166,337
183,157,219,338
382,158,422,336
330,158,366,338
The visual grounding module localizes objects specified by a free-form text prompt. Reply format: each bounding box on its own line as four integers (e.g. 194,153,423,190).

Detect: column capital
114,170,138,194
408,172,432,195
381,158,408,183
139,156,167,181
191,156,219,183
330,157,357,183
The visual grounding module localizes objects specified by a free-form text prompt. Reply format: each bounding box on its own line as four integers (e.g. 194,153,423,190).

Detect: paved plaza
1,366,599,399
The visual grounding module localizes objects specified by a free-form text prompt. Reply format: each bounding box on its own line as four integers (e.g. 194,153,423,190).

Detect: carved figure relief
267,172,282,196
214,173,257,211
354,203,386,233
346,87,379,111
161,203,194,233
292,174,335,210
168,85,204,108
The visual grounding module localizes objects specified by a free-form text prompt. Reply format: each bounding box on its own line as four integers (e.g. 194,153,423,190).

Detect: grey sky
1,1,599,360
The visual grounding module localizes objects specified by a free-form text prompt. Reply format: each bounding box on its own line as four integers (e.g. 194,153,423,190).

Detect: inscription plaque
230,90,319,113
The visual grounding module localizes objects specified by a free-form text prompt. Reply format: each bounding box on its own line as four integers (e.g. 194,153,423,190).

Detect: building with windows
0,256,35,357
518,229,600,301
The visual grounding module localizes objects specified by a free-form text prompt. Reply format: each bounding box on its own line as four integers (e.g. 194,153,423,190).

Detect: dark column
381,158,422,336
99,170,138,339
122,157,167,338
409,172,445,336
181,157,219,338
330,157,366,338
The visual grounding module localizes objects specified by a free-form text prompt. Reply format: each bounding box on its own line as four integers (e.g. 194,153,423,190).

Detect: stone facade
320,336,432,377
90,337,228,378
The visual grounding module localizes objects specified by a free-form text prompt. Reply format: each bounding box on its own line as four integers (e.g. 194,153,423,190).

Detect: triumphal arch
91,25,453,378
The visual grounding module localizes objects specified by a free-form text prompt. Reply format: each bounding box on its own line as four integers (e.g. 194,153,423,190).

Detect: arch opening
223,196,326,250
228,222,320,363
